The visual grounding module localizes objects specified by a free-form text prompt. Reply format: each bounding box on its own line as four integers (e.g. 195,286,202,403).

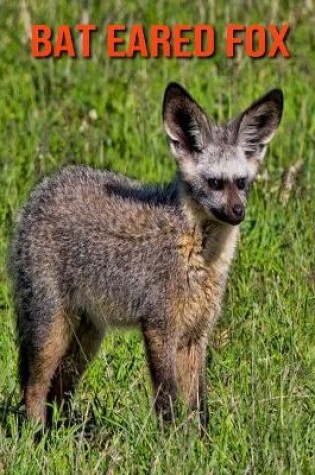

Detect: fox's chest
173,265,226,342
174,227,239,341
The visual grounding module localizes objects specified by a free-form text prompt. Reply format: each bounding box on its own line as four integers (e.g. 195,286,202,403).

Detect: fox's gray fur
9,83,283,432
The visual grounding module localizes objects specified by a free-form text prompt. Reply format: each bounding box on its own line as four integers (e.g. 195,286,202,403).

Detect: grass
1,0,315,473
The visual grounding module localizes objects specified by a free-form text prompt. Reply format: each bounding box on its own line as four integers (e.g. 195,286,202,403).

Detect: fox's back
11,166,185,327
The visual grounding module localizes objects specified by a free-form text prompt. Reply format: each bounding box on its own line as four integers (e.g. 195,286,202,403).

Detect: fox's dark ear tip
163,82,189,115
267,88,284,107
164,82,188,101
165,82,184,93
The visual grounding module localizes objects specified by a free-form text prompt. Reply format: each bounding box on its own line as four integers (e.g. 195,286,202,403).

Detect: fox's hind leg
22,310,72,425
47,313,104,420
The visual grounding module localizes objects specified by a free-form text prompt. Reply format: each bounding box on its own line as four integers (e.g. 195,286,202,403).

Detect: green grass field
1,1,315,473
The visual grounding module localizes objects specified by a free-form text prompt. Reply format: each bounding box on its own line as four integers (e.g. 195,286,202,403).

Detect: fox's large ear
232,89,283,171
163,82,212,160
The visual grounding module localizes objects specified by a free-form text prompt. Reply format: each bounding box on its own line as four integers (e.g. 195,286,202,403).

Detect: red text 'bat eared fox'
10,82,283,434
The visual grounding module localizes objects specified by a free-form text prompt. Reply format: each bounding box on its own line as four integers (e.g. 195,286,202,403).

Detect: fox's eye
236,178,246,190
208,178,224,191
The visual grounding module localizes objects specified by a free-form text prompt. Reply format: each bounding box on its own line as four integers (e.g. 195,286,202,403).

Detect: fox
9,82,283,433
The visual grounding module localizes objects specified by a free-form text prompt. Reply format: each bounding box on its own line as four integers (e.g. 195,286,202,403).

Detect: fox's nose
232,204,244,219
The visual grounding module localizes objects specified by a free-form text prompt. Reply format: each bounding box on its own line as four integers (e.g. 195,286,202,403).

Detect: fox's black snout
211,203,246,226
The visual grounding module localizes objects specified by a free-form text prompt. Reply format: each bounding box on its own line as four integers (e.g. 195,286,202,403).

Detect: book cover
0,1,313,473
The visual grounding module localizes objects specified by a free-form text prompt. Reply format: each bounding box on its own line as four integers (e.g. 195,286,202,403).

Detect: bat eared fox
10,82,283,434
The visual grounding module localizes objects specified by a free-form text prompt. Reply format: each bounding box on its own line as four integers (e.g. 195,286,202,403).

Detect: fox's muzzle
211,204,245,225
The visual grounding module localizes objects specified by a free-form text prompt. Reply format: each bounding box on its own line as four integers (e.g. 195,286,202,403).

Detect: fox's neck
175,179,239,266
200,220,239,266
